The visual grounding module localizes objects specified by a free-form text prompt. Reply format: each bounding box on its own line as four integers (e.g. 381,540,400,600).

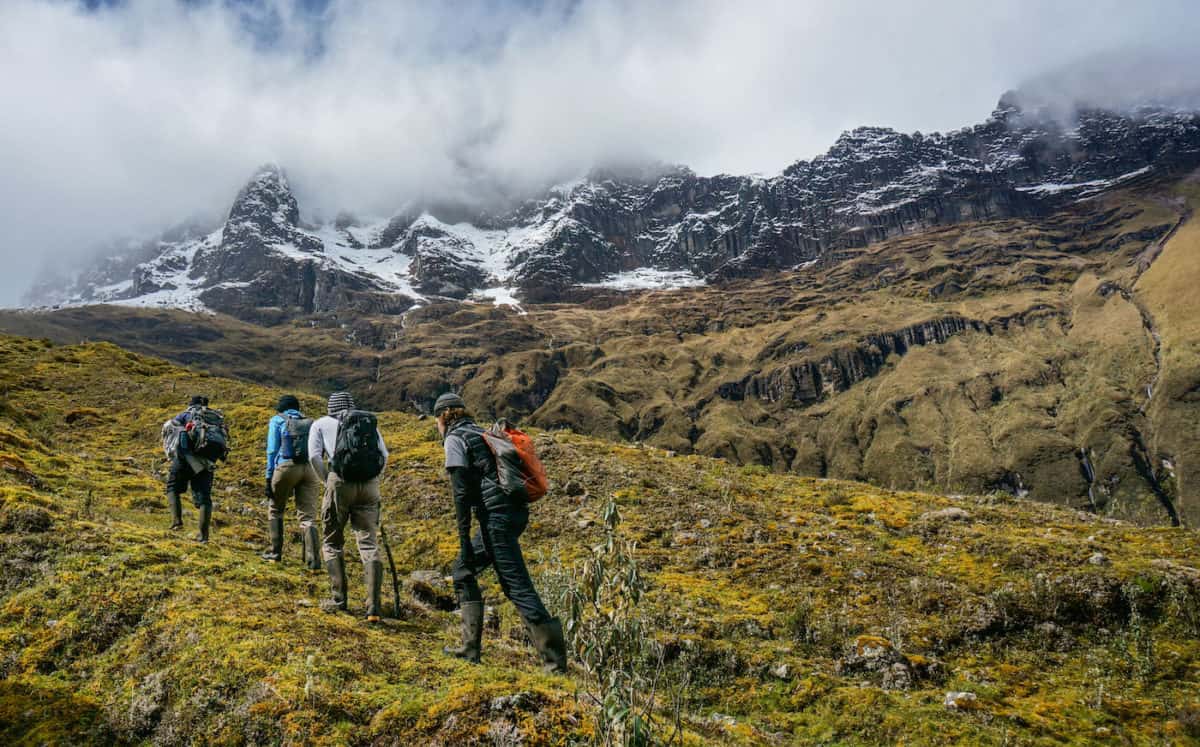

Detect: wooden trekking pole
379,521,402,619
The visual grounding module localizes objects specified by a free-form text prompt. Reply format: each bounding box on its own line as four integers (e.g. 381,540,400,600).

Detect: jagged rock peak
228,163,299,227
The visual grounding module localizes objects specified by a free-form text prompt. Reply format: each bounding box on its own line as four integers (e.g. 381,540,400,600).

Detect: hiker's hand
265,477,275,502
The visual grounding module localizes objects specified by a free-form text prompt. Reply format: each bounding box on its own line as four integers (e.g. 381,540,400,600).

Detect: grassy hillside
4,179,1199,526
1,334,1199,745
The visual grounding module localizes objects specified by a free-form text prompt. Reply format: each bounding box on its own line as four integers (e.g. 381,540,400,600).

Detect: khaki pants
321,473,381,563
270,460,321,530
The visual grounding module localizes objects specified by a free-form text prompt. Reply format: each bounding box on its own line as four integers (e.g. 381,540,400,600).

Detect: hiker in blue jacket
262,394,322,568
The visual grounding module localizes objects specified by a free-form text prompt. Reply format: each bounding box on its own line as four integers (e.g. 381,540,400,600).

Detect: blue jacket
266,409,303,478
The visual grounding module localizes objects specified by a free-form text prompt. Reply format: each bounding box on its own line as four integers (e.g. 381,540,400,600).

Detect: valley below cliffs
6,177,1200,528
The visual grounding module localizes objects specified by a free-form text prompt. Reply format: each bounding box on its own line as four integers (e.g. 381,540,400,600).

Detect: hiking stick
379,521,402,618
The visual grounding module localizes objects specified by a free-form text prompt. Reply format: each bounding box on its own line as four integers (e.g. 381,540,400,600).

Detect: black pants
166,457,214,509
451,502,552,625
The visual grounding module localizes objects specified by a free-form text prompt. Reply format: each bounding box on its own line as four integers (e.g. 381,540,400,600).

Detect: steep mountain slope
25,94,1200,318
1,335,1198,745
7,175,1199,527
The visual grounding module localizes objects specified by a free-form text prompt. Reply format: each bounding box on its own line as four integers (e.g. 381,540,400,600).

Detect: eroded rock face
719,317,988,405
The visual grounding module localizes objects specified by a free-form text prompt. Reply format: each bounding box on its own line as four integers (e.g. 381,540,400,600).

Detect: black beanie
189,395,208,407
433,392,466,415
276,394,300,413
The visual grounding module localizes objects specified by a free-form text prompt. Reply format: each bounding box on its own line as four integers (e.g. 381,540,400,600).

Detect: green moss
0,333,1197,744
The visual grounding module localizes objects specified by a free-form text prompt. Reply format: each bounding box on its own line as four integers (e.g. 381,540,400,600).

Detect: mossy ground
1,334,1199,744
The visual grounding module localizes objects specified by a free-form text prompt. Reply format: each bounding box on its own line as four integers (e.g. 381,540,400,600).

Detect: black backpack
188,406,230,463
331,410,385,482
279,415,312,464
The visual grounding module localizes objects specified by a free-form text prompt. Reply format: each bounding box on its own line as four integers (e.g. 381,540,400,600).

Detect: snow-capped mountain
25,91,1200,319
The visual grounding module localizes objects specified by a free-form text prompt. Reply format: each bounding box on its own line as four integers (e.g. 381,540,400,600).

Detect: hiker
262,394,322,568
161,395,228,543
308,391,388,622
435,393,567,673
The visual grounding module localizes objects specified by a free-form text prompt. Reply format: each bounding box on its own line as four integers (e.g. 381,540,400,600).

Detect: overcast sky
3,0,1200,305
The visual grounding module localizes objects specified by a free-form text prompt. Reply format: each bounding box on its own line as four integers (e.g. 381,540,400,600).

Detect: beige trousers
270,460,322,530
320,473,381,564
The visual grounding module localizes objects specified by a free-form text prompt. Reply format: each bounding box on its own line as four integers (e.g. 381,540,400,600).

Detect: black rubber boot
443,601,484,663
364,560,384,622
526,617,568,674
167,492,183,531
261,516,283,562
194,504,211,544
303,526,322,571
323,557,348,612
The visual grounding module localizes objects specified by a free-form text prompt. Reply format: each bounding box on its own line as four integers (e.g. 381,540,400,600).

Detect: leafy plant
552,498,677,746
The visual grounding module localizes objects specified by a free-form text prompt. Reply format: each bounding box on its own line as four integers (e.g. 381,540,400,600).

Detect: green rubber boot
443,601,484,663
526,617,568,674
194,504,211,544
261,516,283,561
167,492,183,531
323,557,348,612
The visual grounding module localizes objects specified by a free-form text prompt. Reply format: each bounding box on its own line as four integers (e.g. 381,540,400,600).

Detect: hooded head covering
327,391,355,415
276,394,300,413
433,392,466,415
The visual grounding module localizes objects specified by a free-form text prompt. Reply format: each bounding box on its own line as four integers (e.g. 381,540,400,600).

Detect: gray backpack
279,415,313,464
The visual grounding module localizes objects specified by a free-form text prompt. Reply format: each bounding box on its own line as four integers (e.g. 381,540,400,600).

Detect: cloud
3,0,1200,304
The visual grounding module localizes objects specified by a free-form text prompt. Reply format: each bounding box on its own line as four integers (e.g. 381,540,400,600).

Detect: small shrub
823,488,852,508
0,504,52,533
1177,702,1200,739
783,597,816,645
551,498,680,746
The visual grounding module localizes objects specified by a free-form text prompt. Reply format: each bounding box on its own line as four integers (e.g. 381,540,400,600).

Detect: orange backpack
482,419,549,503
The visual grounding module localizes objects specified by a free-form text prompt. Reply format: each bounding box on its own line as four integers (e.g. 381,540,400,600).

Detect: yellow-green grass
1,334,1199,744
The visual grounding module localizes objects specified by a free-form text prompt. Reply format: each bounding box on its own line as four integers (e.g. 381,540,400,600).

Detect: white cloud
2,0,1200,304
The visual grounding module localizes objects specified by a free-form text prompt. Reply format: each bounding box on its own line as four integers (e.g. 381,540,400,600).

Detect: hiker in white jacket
307,391,389,621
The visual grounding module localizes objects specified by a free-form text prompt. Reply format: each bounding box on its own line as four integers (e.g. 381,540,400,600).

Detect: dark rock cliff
719,317,989,406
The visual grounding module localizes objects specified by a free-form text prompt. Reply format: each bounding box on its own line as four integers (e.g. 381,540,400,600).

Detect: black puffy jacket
446,420,508,555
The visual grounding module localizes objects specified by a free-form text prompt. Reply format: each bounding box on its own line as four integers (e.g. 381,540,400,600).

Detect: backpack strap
450,422,496,478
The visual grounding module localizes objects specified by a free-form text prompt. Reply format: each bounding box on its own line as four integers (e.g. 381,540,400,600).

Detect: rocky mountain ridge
24,92,1200,319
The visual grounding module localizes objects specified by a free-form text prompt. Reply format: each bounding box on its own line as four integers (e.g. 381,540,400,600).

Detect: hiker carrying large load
160,394,228,544
434,392,566,673
262,394,322,568
308,391,389,622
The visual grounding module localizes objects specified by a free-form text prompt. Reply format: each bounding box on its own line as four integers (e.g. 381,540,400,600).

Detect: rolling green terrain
5,177,1200,526
1,334,1198,744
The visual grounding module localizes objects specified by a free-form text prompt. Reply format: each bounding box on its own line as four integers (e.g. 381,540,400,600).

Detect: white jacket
308,414,388,481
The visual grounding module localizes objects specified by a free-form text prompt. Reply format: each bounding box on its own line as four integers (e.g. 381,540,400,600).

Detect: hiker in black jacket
161,395,219,543
435,392,566,673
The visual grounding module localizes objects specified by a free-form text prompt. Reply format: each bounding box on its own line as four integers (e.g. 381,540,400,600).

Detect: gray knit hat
433,392,466,415
327,391,355,415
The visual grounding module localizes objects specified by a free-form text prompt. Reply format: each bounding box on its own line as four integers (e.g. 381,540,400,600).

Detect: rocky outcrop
191,165,323,286
197,261,413,322
401,224,486,299
719,317,988,405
